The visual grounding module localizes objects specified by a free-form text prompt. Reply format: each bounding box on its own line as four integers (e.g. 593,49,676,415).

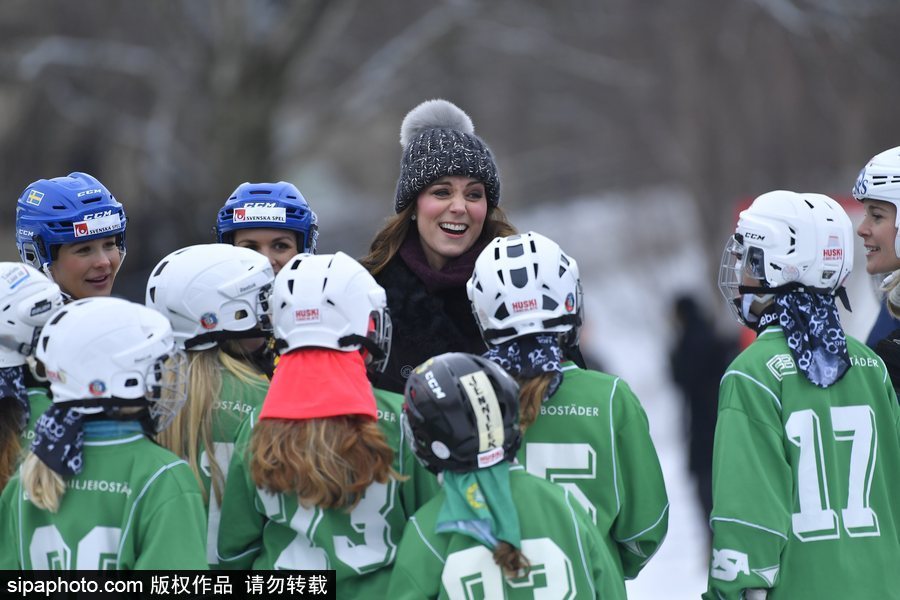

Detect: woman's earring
411,214,417,221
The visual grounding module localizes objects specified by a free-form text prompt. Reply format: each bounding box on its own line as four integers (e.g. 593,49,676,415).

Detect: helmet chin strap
741,293,774,323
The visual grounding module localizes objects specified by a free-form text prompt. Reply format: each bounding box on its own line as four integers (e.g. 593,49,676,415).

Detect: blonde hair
0,403,23,492
359,203,516,276
156,342,264,504
249,416,402,511
21,405,150,512
22,452,65,512
884,270,900,319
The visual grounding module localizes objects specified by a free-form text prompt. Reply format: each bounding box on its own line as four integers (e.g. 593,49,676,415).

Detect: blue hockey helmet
15,172,127,272
215,181,318,253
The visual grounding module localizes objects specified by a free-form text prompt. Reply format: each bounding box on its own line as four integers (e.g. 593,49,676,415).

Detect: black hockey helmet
402,352,521,474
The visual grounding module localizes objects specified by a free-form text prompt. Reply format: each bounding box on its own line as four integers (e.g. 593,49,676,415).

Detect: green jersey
386,466,626,600
217,388,439,598
517,362,669,581
18,387,51,454
0,426,208,570
705,327,900,600
203,368,269,565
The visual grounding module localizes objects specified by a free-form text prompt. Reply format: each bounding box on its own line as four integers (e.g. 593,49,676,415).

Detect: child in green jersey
388,351,624,599
467,231,669,584
217,252,437,597
0,263,63,492
145,243,274,566
0,296,207,569
709,190,900,599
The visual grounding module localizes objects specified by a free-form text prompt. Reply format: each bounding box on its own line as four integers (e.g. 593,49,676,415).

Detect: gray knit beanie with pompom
394,99,500,214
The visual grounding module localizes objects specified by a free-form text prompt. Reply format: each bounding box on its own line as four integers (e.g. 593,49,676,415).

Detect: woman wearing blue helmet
15,172,127,300
215,181,318,275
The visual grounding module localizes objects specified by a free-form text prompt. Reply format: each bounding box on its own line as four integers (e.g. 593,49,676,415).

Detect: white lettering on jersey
766,354,796,381
711,548,750,582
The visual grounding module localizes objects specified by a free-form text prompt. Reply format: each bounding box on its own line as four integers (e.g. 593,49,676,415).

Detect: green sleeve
376,387,441,516
385,515,443,599
216,419,265,569
0,475,20,568
398,434,440,516
569,490,626,600
134,474,209,570
610,381,669,578
704,374,790,599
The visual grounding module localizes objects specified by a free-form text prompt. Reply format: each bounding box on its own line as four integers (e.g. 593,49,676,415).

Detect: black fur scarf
372,257,486,393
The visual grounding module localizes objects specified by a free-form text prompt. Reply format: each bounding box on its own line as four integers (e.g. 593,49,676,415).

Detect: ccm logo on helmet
76,188,102,198
744,232,766,241
425,371,446,399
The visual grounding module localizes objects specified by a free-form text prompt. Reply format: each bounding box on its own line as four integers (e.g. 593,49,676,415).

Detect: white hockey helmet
467,231,583,345
35,297,188,431
852,146,900,256
0,262,64,367
145,244,274,351
271,252,391,372
719,190,853,325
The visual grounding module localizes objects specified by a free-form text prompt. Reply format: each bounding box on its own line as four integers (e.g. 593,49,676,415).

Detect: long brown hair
517,373,557,432
493,541,531,578
359,203,516,276
249,415,402,511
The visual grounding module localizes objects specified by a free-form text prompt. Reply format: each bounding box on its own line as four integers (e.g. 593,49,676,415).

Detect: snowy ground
515,189,877,599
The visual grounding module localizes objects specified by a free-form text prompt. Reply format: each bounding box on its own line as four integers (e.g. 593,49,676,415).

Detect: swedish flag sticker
26,189,44,206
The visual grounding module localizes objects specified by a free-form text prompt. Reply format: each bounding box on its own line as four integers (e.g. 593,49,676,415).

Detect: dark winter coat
371,245,487,394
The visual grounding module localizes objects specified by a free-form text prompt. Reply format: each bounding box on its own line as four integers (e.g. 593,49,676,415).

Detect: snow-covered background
512,189,877,599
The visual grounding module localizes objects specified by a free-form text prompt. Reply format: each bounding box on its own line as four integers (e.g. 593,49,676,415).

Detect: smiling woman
853,146,900,351
359,99,516,393
14,172,127,301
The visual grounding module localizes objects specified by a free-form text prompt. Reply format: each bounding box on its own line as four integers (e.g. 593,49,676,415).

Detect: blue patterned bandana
31,406,86,477
775,291,849,388
0,366,28,432
483,334,564,398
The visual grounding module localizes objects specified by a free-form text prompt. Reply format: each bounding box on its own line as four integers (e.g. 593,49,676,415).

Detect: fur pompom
399,99,474,147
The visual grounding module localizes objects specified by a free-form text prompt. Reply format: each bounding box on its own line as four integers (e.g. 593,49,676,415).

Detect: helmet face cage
366,308,392,374
215,182,319,254
16,172,127,272
256,284,274,333
718,234,765,325
145,349,189,433
402,352,521,474
468,231,581,346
